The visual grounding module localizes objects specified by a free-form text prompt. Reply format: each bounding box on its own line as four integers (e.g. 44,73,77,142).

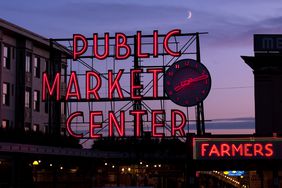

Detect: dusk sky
1,0,282,121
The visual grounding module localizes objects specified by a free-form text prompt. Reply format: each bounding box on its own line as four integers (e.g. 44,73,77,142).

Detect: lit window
25,88,31,108
25,53,31,73
34,57,40,78
61,128,66,136
2,120,9,129
2,83,10,106
33,90,40,111
24,123,31,131
33,124,39,132
3,45,11,69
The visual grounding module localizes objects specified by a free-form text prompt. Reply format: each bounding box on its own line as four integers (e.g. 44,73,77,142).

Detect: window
2,82,10,106
24,123,31,132
43,59,48,72
61,128,66,136
61,65,66,83
34,57,40,78
45,101,48,113
2,120,9,129
3,45,11,69
44,125,49,134
25,53,31,73
33,124,39,132
25,87,31,108
61,102,65,115
33,90,40,111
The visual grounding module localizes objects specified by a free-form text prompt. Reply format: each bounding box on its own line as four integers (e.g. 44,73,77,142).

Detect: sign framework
46,30,209,141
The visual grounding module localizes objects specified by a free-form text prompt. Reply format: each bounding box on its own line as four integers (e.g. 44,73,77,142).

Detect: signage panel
254,34,282,52
193,137,282,160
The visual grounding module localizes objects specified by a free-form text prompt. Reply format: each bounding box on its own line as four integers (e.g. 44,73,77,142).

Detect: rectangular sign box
193,137,282,160
254,34,282,52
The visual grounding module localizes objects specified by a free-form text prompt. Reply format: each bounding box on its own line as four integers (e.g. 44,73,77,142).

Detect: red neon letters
93,33,109,60
43,68,164,101
73,30,181,60
66,110,187,138
200,143,274,158
42,72,60,101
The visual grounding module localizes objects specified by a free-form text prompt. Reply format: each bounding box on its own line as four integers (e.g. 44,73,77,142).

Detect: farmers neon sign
193,138,279,160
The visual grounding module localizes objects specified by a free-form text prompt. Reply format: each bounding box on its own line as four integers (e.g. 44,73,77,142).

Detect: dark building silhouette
242,34,282,135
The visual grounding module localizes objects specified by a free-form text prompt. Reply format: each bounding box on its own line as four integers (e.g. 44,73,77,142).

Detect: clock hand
174,74,208,92
191,74,208,83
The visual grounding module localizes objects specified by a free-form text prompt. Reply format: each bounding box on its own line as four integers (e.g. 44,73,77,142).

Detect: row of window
3,82,66,115
1,120,66,135
24,123,39,132
3,82,41,111
25,88,40,111
25,53,41,78
3,45,42,78
2,82,10,105
2,119,39,132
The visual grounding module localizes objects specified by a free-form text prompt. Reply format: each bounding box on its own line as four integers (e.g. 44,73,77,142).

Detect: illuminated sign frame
44,30,210,139
192,137,282,160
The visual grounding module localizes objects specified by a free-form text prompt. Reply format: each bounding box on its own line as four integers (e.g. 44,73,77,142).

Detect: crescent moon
187,11,192,19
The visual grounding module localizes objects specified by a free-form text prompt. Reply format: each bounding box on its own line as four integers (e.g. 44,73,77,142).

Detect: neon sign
72,29,181,60
193,138,281,160
42,30,211,139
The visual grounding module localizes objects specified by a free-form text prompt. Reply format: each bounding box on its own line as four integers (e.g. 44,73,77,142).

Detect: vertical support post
49,39,61,136
273,170,279,188
133,35,143,137
49,39,53,135
116,164,120,187
195,33,205,135
52,161,57,188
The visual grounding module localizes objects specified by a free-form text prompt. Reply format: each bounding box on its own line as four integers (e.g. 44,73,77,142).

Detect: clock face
164,59,211,107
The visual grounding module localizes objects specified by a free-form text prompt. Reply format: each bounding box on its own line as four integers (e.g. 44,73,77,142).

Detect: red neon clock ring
164,59,211,107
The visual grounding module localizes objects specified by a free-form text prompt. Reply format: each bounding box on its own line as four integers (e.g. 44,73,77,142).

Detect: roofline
0,18,71,56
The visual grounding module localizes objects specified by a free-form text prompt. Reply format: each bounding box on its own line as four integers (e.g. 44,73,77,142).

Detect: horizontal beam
51,32,208,42
63,96,170,102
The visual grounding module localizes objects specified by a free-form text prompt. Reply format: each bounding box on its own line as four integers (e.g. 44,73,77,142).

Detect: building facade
242,34,282,135
0,18,67,135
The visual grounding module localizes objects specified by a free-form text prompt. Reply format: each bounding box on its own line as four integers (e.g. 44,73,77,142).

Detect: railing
0,142,128,158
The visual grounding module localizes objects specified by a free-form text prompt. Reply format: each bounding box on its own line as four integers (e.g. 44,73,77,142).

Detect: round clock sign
164,59,211,107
